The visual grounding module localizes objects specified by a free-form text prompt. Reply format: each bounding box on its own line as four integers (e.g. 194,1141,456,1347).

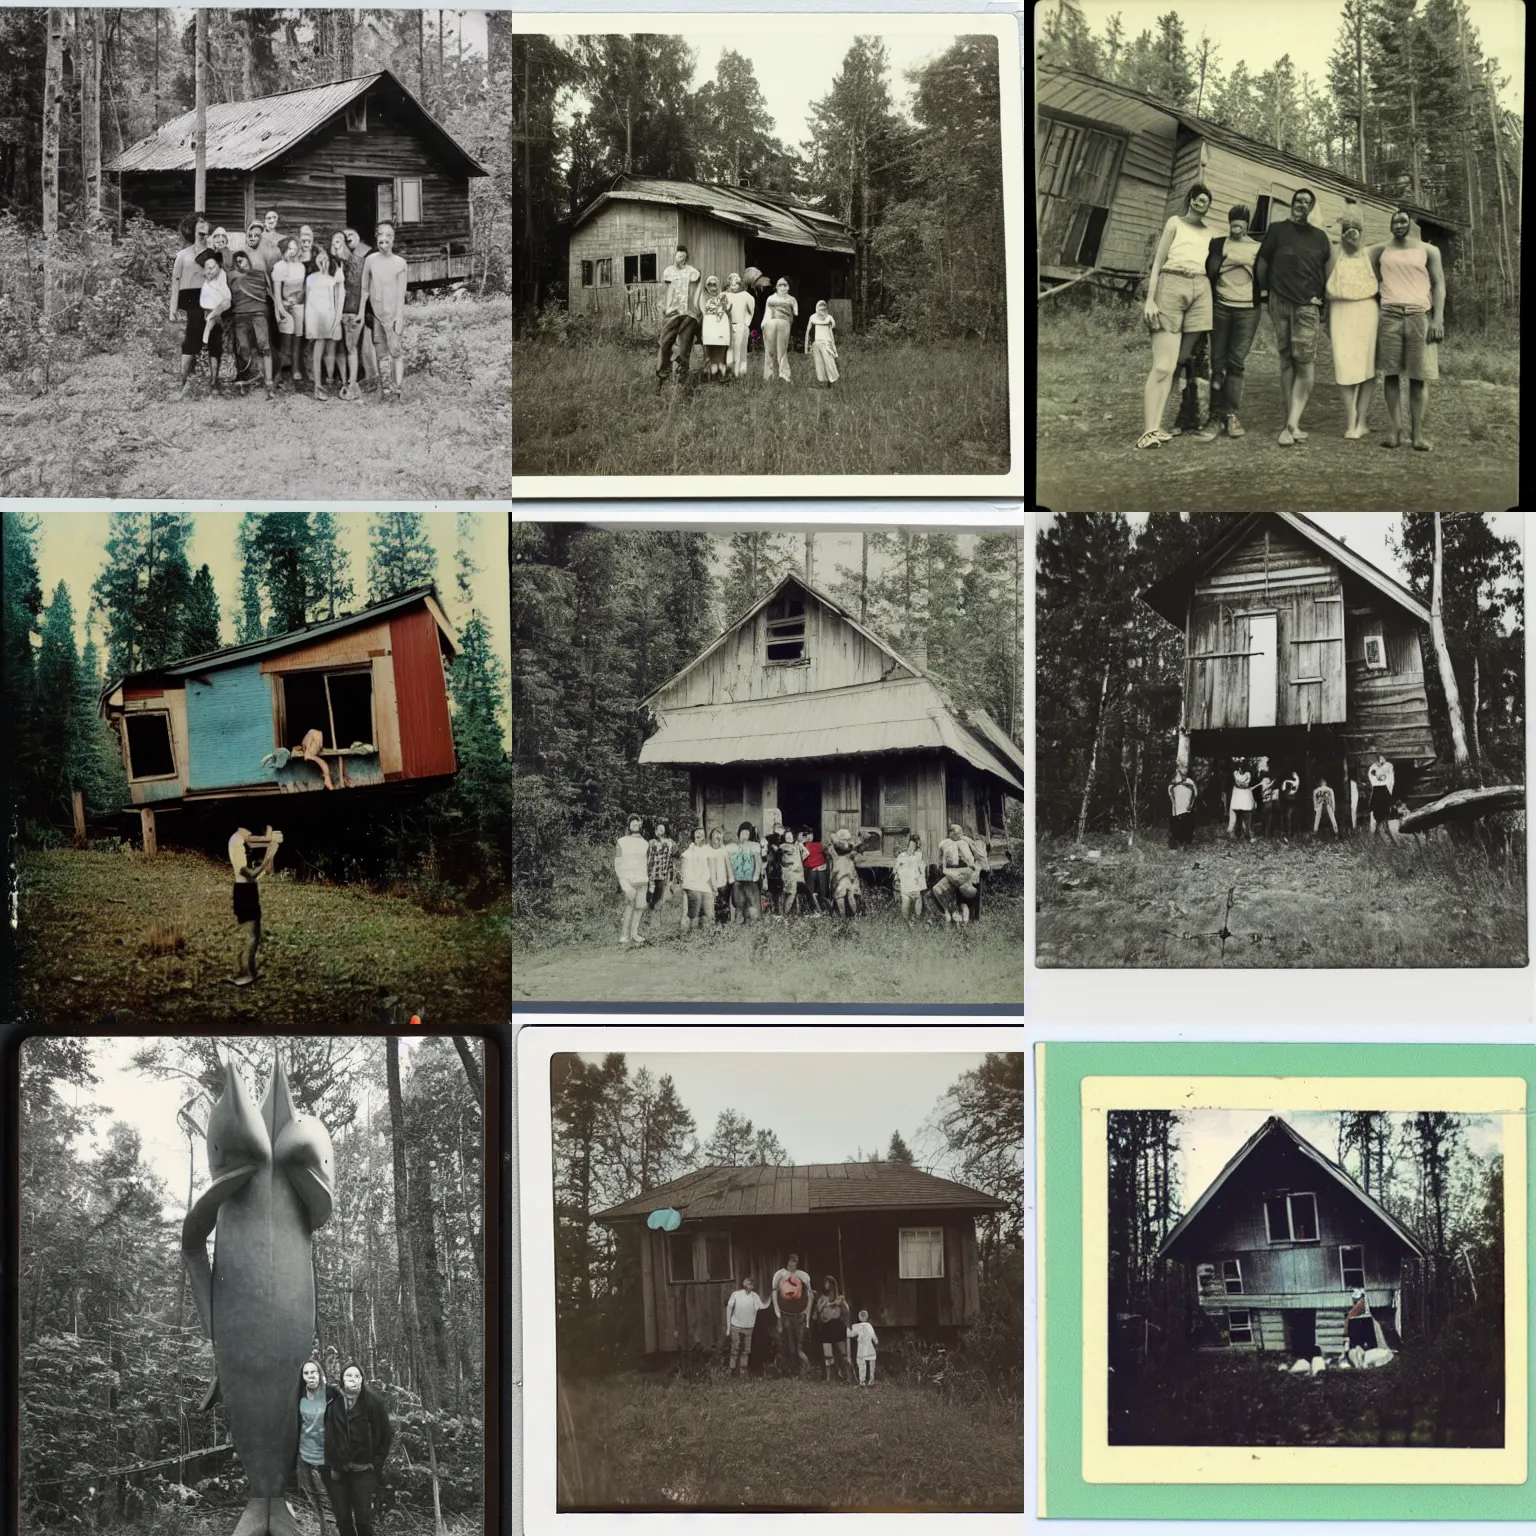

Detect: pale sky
165,7,489,66
576,1051,993,1169
1170,1108,1504,1219
1049,0,1525,113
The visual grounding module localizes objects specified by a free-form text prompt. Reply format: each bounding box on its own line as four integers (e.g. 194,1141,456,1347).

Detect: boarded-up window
624,252,658,283
580,260,594,288
125,713,175,779
1340,1245,1366,1291
1222,1259,1243,1295
1227,1309,1253,1343
883,773,909,827
765,591,807,662
898,1226,945,1279
667,1229,733,1283
1037,114,1124,267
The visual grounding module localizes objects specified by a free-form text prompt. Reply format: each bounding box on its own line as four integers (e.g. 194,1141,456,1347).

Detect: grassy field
511,338,1012,476
1035,298,1519,511
1036,826,1526,968
559,1371,1023,1511
13,848,510,1027
22,1504,478,1536
0,296,510,499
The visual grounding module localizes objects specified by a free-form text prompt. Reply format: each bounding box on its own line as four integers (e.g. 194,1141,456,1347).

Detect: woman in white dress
1325,212,1380,439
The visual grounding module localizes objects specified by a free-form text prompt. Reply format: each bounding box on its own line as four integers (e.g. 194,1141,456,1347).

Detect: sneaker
1226,413,1245,438
1194,419,1221,441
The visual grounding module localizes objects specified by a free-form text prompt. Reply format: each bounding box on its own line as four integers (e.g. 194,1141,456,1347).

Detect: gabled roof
593,1162,1008,1222
105,69,487,176
103,584,457,699
1039,67,1459,228
571,174,857,253
1157,1116,1426,1261
1140,514,1433,628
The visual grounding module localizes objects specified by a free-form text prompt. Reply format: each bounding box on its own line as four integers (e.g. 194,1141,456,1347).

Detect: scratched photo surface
16,1032,487,1534
1033,511,1528,968
3,510,510,1029
1106,1106,1505,1448
550,1049,1023,1512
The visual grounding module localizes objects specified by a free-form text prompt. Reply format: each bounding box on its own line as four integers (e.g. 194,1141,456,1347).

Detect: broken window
125,712,175,779
1289,1192,1318,1241
1222,1259,1243,1295
1340,1245,1366,1291
898,1226,945,1279
1226,1309,1253,1344
765,591,807,662
667,1228,732,1283
1264,1191,1319,1243
623,252,658,284
1362,619,1388,671
580,260,594,288
280,668,374,751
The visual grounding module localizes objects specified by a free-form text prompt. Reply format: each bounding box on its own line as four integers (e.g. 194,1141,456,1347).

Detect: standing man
1167,767,1199,847
770,1251,813,1378
1254,188,1332,447
341,227,380,398
1196,203,1263,440
360,222,409,399
228,826,282,986
1366,748,1395,834
723,1276,772,1378
655,243,701,389
1368,209,1446,452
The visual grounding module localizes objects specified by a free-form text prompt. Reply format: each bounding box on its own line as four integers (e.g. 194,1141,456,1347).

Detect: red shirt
801,840,825,870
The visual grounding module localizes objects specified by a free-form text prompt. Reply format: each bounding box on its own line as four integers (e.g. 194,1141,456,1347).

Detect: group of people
613,814,988,945
1166,749,1407,846
1140,186,1447,452
295,1359,394,1536
170,207,409,401
723,1259,880,1386
655,244,842,389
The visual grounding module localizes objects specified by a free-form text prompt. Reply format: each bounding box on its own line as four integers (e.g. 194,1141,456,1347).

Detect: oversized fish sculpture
183,1048,335,1536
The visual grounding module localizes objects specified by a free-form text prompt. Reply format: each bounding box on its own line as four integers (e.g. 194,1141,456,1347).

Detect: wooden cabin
1140,514,1441,804
593,1162,1007,1355
1037,66,1459,292
1158,1116,1425,1357
106,71,488,285
101,585,458,848
637,573,1024,870
568,175,856,335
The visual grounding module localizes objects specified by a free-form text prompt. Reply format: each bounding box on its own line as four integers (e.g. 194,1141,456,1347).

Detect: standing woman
724,273,755,377
323,1362,393,1536
272,236,308,388
614,813,650,947
1325,211,1380,439
1138,184,1217,450
813,1275,853,1383
296,1360,337,1536
169,212,212,398
761,277,798,383
699,276,732,381
305,247,345,399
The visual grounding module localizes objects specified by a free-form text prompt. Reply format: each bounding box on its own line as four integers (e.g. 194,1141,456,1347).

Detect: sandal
1136,430,1163,450
1152,428,1173,441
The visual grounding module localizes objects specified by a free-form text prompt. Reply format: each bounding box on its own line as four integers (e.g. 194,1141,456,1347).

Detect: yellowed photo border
1080,1075,1528,1485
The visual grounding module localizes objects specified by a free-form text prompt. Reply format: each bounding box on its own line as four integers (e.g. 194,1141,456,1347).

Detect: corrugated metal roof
638,676,1024,793
594,1163,1008,1222
105,69,487,176
572,175,857,253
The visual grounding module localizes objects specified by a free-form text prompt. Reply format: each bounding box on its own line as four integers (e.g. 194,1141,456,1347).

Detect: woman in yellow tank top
1137,184,1217,451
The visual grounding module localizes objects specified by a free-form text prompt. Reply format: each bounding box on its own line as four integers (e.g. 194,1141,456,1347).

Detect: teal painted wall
272,753,384,792
139,777,184,803
186,663,279,790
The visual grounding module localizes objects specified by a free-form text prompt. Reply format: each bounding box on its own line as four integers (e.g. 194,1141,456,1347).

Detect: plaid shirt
647,838,675,883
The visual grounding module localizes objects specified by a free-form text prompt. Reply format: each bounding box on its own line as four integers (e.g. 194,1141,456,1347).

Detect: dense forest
19,1033,487,1531
1035,514,1525,837
513,33,1007,339
511,527,1024,902
553,1051,1023,1387
2,510,511,902
1037,1,1522,323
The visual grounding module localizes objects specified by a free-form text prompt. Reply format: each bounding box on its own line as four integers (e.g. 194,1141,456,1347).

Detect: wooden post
140,806,157,857
72,790,87,847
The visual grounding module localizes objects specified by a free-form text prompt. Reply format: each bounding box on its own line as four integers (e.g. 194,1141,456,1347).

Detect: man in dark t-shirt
340,226,380,399
1254,187,1333,447
227,251,275,397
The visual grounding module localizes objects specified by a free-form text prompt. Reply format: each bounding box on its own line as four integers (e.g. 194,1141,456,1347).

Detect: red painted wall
390,607,457,779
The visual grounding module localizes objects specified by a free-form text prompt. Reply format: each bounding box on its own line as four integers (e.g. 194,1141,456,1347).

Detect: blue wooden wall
186,663,278,790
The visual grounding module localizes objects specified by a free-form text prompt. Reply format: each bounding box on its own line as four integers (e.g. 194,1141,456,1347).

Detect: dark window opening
1037,115,1123,268
1264,1193,1290,1242
668,1229,732,1282
345,100,367,132
623,252,658,284
667,1231,696,1281
1289,1192,1318,1242
283,672,331,746
282,669,374,751
580,260,594,288
1227,1309,1252,1343
1252,196,1272,236
1222,1259,1243,1295
1076,204,1109,265
861,776,880,830
946,770,966,828
703,1233,733,1281
328,673,374,746
883,772,909,828
765,591,807,662
125,713,175,779
1341,1245,1366,1291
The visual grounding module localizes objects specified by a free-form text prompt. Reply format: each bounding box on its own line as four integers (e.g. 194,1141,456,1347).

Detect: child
847,1309,879,1387
1255,757,1275,837
763,811,786,916
196,250,231,390
614,814,650,947
699,276,731,381
805,299,839,386
1311,776,1339,837
271,236,308,387
726,821,761,924
1228,760,1255,841
678,825,715,932
724,1277,772,1377
894,834,925,923
779,830,806,915
1279,766,1301,840
646,819,677,912
828,830,860,919
706,826,732,926
228,827,280,985
724,273,755,377
1167,769,1198,847
304,247,345,399
799,826,827,913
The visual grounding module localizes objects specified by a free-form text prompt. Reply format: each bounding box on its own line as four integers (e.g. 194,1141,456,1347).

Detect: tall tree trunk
1484,62,1514,303
1356,15,1366,181
406,1145,449,1393
804,531,814,585
193,9,207,210
450,1036,483,1108
858,132,871,326
240,11,253,99
438,11,445,101
859,535,868,622
42,8,64,325
418,11,428,104
337,9,355,78
1469,651,1481,765
78,8,100,219
1076,658,1112,843
1430,513,1471,772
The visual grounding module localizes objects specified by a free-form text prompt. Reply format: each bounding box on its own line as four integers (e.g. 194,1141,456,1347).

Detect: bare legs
1142,329,1180,433
1381,377,1428,449
1342,380,1376,439
1283,361,1315,441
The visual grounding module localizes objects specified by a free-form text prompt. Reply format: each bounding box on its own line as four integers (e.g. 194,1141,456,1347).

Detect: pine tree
37,581,82,815
724,532,798,610
2,512,44,805
251,512,317,636
76,626,127,814
235,515,265,644
887,1130,916,1164
182,564,221,656
367,511,439,603
308,511,356,622
704,1108,757,1165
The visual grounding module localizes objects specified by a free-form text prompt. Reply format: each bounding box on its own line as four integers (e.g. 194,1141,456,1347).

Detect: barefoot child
805,299,839,386
847,1309,879,1387
894,834,925,924
228,827,280,985
272,237,308,387
304,247,344,399
615,814,650,947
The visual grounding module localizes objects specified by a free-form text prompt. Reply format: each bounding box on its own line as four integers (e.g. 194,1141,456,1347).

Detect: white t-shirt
1368,760,1395,791
705,844,731,890
847,1320,879,1359
724,289,755,329
1170,779,1196,815
808,311,837,348
726,1289,770,1330
1166,217,1216,271
661,262,700,318
679,843,714,893
894,850,925,895
615,833,648,884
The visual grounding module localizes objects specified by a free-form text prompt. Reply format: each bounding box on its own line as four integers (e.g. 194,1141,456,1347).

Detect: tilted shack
637,572,1024,869
101,585,457,848
593,1162,1007,1355
106,70,487,284
1140,514,1442,804
1158,1116,1425,1357
1037,66,1459,292
568,174,856,335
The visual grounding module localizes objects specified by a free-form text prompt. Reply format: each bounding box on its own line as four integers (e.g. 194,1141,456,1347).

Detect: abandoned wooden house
100,585,458,850
567,174,856,334
106,70,488,284
1140,513,1443,804
1037,66,1459,294
1158,1116,1425,1357
593,1162,1007,1355
637,573,1024,869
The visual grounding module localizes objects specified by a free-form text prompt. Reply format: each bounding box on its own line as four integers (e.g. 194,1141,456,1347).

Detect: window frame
898,1225,945,1280
393,176,423,226
1362,620,1388,671
1222,1258,1244,1295
623,251,659,284
763,593,808,665
1263,1189,1320,1244
124,709,178,783
1227,1308,1253,1343
1036,110,1127,268
580,259,594,288
594,256,614,287
345,99,368,133
276,665,377,754
1340,1244,1366,1291
665,1227,735,1284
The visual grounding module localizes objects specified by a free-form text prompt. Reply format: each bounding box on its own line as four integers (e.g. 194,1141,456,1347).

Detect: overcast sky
1051,0,1524,113
576,1051,990,1168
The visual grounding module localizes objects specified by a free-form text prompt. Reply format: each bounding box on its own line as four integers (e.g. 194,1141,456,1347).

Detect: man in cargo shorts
360,221,409,399
1254,188,1331,446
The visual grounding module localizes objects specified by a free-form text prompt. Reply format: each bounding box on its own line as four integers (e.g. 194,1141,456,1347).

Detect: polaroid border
509,7,1026,499
1035,1040,1536,1520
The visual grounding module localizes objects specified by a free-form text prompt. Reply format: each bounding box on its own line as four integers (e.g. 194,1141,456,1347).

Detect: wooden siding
119,170,247,233
185,662,276,790
259,621,391,674
389,607,456,779
676,208,747,294
371,651,403,777
568,199,678,334
1166,129,1207,212
119,686,192,805
1342,594,1435,766
1099,174,1166,273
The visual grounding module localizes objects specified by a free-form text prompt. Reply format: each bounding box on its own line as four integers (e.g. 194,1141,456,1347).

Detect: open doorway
778,774,822,840
346,176,388,241
1283,1308,1317,1358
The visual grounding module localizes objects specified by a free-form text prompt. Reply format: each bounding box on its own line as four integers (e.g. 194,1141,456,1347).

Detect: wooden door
1247,613,1277,727
1037,115,1125,267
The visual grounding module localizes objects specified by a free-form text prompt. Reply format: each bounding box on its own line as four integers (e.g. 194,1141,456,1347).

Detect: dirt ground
0,297,510,499
1035,314,1519,512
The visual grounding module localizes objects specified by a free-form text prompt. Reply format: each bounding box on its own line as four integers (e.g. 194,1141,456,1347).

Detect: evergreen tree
887,1130,916,1164
308,511,357,622
76,626,128,814
704,1108,757,1165
36,581,82,815
367,511,439,603
751,1127,790,1165
724,532,799,610
235,514,265,644
250,512,317,635
692,50,786,187
2,511,44,804
182,564,222,655
91,512,194,675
